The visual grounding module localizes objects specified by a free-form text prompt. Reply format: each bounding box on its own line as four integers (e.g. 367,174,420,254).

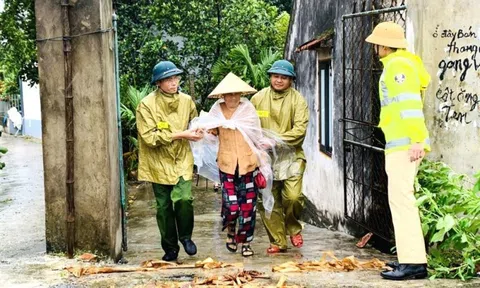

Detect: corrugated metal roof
295,29,334,52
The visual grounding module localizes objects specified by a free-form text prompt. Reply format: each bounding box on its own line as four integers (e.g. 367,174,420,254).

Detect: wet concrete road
0,134,45,259
0,135,479,287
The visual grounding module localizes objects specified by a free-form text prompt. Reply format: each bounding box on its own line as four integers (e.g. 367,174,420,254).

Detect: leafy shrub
416,160,480,280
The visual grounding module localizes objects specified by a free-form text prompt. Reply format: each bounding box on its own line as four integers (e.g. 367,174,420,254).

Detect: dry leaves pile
136,272,301,288
193,270,269,286
66,257,242,277
272,252,386,273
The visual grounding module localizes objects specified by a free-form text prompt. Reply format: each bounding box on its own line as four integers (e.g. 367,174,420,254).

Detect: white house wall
22,82,42,139
302,58,345,226
408,0,480,177
286,0,347,231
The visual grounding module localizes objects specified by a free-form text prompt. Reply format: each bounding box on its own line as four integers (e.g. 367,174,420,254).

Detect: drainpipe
61,0,75,259
112,13,128,251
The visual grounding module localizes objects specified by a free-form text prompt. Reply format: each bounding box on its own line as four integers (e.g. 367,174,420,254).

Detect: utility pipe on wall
61,0,75,259
112,13,128,251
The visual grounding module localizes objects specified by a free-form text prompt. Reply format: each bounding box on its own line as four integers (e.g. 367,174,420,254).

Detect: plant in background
120,85,151,180
415,160,480,280
212,44,281,90
0,0,38,88
273,11,291,51
265,0,293,12
148,0,284,108
0,147,7,170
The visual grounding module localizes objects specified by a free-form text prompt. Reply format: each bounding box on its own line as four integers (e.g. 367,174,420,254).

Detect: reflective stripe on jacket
378,50,431,154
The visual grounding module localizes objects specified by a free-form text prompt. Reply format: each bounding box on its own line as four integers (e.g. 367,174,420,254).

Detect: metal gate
341,2,406,242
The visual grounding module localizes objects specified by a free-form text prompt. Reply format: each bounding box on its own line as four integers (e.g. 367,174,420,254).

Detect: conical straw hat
208,72,257,98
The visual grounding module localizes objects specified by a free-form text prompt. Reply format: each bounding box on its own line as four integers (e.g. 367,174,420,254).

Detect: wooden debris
66,266,153,277
272,252,386,273
65,257,242,278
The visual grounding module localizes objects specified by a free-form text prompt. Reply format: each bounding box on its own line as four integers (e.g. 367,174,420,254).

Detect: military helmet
365,22,408,49
267,60,296,78
151,61,183,85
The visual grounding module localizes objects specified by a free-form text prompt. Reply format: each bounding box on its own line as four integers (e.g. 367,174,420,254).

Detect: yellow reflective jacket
250,87,309,163
379,50,431,154
136,89,198,185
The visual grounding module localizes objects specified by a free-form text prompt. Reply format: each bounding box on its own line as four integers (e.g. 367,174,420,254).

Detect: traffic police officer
366,22,431,280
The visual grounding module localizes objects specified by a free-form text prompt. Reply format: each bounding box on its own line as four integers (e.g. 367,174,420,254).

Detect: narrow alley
1,136,478,287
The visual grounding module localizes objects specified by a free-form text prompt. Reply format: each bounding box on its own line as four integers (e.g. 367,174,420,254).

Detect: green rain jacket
136,89,198,185
251,87,309,180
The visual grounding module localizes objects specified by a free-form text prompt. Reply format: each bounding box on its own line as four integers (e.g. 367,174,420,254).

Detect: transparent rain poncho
190,98,286,216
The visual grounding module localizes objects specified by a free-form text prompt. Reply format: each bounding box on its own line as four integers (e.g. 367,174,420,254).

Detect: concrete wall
22,82,42,139
407,0,480,177
36,0,122,259
285,0,348,231
287,0,480,237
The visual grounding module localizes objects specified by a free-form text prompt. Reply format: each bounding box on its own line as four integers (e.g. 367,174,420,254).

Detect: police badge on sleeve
394,73,406,84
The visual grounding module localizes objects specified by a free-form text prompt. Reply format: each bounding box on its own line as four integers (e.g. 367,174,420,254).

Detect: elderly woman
210,73,261,257
192,73,276,257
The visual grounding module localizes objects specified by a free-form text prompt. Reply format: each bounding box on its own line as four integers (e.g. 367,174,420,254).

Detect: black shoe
162,250,178,262
180,239,197,256
381,264,427,280
386,261,399,268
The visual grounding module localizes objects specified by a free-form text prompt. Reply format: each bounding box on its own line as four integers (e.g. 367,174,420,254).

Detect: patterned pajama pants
219,169,258,244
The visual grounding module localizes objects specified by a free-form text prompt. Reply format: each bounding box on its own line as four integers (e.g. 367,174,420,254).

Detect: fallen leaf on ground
195,257,242,269
77,253,97,262
193,270,269,286
141,259,178,268
272,252,386,273
276,274,288,287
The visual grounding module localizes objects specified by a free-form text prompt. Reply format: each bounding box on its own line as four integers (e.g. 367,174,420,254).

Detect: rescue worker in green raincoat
136,61,203,261
251,60,309,253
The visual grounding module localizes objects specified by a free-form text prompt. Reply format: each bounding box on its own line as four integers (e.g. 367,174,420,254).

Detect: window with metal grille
319,61,333,155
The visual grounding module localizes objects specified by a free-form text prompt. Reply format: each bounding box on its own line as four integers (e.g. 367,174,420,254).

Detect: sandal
266,244,286,254
226,226,237,253
290,233,303,248
241,244,254,257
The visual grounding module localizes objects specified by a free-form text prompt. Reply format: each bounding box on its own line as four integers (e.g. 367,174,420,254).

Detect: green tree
0,0,37,93
274,11,290,53
115,0,181,91
265,0,293,12
212,44,281,90
147,0,284,107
